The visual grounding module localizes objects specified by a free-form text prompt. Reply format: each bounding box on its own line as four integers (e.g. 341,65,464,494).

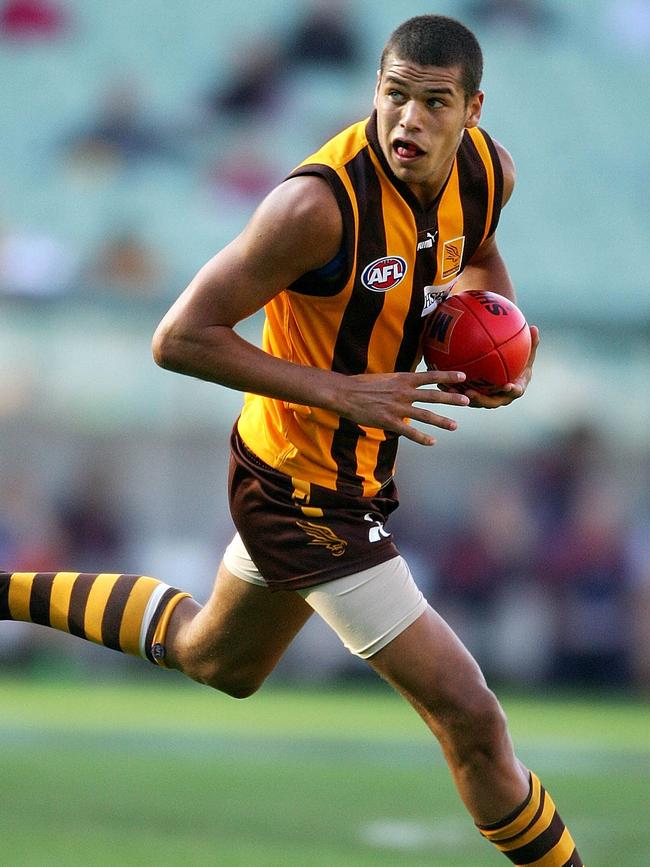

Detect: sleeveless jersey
237,111,504,497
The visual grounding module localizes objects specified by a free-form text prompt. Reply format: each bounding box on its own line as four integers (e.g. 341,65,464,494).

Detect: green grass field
0,676,648,866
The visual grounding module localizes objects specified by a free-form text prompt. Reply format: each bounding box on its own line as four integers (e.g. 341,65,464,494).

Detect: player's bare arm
153,174,469,445
454,139,515,299
451,140,539,408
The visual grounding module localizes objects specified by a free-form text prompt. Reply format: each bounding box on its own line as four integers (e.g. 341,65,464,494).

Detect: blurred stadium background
0,1,649,864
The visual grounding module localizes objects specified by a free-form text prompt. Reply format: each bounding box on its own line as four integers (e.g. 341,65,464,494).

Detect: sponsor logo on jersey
296,520,348,556
361,256,407,292
441,236,465,279
420,278,459,317
417,229,438,251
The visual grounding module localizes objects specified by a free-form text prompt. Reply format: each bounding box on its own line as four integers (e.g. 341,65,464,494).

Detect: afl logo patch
361,256,407,292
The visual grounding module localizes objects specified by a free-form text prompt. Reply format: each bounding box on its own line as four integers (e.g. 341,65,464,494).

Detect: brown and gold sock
478,772,584,866
0,571,190,666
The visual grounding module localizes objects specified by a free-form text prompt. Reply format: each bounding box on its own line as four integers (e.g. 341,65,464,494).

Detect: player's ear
464,90,484,129
373,68,382,109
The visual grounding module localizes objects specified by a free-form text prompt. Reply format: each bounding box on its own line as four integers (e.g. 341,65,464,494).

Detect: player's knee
441,686,510,766
184,658,263,699
202,669,263,699
211,677,261,700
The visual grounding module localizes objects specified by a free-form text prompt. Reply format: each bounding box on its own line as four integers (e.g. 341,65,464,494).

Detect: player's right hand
460,325,540,409
337,370,470,446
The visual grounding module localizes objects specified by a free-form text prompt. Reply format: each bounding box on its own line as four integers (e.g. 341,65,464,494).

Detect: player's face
374,55,483,206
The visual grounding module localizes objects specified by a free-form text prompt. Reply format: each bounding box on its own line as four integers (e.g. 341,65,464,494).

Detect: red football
422,290,531,393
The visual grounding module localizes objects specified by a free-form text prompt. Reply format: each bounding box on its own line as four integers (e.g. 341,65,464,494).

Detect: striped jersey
237,111,504,497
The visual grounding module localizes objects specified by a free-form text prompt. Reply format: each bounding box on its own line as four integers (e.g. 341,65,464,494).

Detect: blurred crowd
1,0,367,300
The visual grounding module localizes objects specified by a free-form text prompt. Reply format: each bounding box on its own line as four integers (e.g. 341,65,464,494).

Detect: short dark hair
380,15,483,98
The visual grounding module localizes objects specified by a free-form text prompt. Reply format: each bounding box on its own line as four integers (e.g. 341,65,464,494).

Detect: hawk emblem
441,235,465,279
296,521,348,557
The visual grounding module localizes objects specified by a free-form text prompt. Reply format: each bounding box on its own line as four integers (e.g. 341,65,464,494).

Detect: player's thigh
182,562,313,678
368,605,492,725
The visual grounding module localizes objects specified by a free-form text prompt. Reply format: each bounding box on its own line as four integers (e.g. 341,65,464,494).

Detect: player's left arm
454,140,539,408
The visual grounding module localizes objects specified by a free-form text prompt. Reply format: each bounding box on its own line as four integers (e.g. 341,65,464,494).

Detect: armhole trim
284,165,355,297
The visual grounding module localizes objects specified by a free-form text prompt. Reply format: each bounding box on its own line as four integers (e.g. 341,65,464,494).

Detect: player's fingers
409,407,460,431
399,425,437,447
528,325,540,361
463,385,521,408
414,388,470,407
489,383,517,397
463,391,502,408
436,384,467,394
413,370,467,387
389,415,439,445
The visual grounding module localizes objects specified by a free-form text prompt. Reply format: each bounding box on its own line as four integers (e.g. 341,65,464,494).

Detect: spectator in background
627,511,650,691
0,469,125,666
203,6,359,128
203,130,280,207
0,221,78,297
62,81,181,173
86,229,164,297
462,0,557,35
433,480,537,675
204,0,360,127
0,516,19,569
436,482,535,604
0,474,69,571
285,0,358,68
205,36,286,121
0,0,68,40
537,479,632,687
55,469,126,571
525,423,633,686
524,421,603,538
0,469,125,575
604,0,650,54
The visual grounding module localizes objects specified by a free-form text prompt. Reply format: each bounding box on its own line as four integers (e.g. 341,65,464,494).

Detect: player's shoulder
469,127,515,191
256,174,341,235
241,174,343,272
491,139,515,204
462,127,515,207
296,116,370,173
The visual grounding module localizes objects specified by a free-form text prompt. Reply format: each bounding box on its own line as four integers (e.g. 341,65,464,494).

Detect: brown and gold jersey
237,112,503,497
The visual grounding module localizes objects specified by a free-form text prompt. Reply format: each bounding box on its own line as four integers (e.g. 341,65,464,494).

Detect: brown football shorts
228,425,401,591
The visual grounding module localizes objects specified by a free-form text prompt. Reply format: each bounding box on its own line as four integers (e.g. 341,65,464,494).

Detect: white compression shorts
223,532,428,659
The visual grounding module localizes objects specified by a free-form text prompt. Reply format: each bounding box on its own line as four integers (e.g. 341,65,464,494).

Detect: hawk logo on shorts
296,520,348,556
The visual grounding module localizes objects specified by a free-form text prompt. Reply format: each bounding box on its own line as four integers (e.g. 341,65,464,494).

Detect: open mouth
393,139,425,159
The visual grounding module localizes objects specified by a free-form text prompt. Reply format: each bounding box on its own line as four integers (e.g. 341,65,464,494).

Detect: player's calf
406,676,531,823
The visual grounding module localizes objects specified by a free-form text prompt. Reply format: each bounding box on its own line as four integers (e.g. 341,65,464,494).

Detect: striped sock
0,571,191,667
478,772,584,866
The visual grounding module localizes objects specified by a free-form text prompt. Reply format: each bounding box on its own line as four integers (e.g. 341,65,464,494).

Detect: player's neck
408,157,456,209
